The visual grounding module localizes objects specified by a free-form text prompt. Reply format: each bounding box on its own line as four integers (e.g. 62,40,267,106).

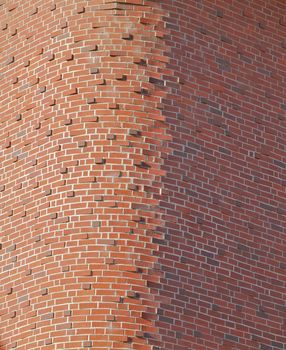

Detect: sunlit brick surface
0,1,167,349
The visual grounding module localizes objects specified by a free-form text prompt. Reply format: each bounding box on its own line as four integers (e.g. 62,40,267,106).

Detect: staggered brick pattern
1,0,286,350
154,1,286,350
0,0,168,349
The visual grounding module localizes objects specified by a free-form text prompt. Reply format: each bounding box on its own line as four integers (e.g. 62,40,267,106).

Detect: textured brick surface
154,1,286,350
0,0,167,349
1,0,286,350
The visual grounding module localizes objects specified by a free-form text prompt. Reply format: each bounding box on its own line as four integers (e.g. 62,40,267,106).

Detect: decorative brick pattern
0,0,168,349
1,1,286,350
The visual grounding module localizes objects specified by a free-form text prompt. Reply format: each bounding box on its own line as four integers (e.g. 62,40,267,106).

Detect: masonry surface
0,0,286,350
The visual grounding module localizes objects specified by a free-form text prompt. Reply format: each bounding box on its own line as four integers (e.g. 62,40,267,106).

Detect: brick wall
1,0,286,350
0,0,167,349
155,1,286,350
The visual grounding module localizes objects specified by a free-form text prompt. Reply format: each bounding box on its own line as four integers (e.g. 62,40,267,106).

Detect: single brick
29,7,38,15
90,67,99,74
76,5,85,13
46,52,55,61
41,288,48,295
78,140,87,147
60,20,68,29
23,59,30,67
83,283,91,290
63,118,72,125
38,86,46,93
44,189,52,196
67,191,75,197
6,56,14,65
87,97,96,104
122,32,133,40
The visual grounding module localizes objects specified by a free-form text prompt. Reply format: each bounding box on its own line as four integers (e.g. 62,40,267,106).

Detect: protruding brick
65,87,77,95
44,189,52,196
63,118,72,125
115,73,127,81
26,269,32,276
23,59,30,67
122,32,133,40
82,283,91,290
4,140,12,148
6,287,13,295
76,5,85,14
109,103,119,109
90,67,99,74
10,28,17,36
46,52,55,61
39,86,46,93
94,157,105,164
95,78,106,85
60,167,68,174
29,7,38,15
60,20,68,29
78,140,87,147
87,97,96,104
41,288,48,295
6,56,14,65
7,210,13,217
47,98,56,106
50,213,58,219
64,310,72,317
63,52,74,61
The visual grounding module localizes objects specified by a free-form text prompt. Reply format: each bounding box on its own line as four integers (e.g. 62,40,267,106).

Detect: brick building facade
0,1,285,349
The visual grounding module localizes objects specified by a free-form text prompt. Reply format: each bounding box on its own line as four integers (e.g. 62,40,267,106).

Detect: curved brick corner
0,1,168,349
2,1,286,350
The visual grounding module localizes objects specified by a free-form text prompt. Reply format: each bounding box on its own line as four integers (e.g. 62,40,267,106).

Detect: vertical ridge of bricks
0,1,169,350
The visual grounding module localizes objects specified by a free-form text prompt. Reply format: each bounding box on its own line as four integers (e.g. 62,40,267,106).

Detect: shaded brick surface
153,1,286,350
